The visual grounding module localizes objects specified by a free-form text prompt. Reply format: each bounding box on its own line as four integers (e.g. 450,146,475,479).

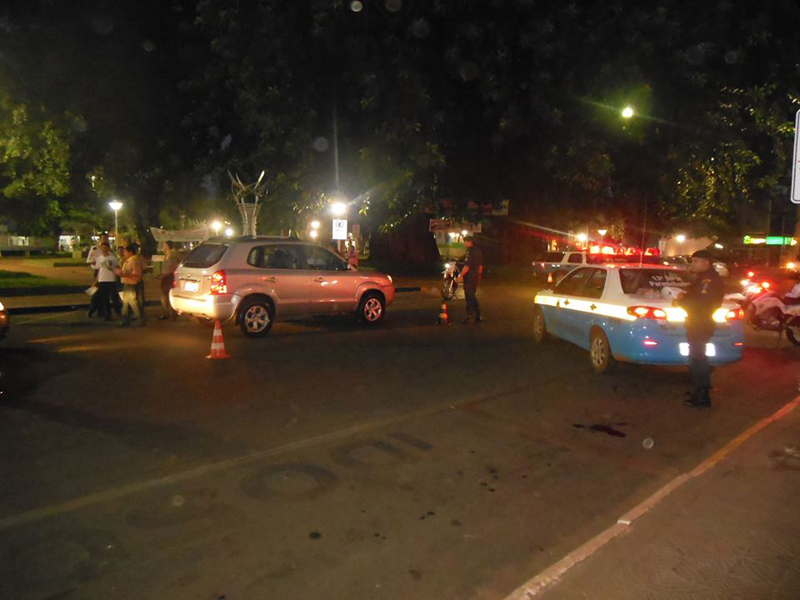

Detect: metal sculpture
229,170,267,237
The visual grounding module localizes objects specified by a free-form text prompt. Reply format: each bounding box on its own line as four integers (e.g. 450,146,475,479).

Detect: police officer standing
675,250,724,408
457,235,484,324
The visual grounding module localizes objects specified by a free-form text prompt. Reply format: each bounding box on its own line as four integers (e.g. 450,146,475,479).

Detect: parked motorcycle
441,261,462,300
745,283,800,346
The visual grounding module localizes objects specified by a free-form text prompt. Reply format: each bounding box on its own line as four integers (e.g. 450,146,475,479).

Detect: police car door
550,268,594,343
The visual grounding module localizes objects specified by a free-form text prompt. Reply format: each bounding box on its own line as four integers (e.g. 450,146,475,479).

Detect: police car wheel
533,307,548,343
589,329,616,374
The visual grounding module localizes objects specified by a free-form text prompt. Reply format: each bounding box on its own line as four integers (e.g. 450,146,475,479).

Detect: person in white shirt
86,232,110,317
94,242,120,320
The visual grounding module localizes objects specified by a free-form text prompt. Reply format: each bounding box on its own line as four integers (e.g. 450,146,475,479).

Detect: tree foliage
1,0,799,249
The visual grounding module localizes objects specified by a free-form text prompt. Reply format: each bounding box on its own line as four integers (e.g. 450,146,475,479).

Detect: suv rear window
182,244,228,268
619,268,692,296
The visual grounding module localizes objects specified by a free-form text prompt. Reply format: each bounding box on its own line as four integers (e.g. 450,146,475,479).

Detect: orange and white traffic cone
437,302,449,326
206,320,230,359
547,272,554,284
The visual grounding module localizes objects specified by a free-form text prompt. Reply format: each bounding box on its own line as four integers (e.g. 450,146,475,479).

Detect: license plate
679,342,716,357
184,281,199,293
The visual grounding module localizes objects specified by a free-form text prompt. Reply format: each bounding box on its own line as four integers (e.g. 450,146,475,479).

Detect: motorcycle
441,261,462,300
745,282,800,346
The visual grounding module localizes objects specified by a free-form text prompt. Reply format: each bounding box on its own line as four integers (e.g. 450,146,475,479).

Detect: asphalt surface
0,281,798,600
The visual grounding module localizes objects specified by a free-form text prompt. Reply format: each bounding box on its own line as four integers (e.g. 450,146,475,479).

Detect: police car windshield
620,268,692,297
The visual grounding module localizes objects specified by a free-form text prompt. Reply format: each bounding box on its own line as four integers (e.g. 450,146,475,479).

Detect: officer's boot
685,387,711,409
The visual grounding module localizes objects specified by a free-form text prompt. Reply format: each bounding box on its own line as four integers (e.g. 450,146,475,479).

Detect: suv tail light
210,270,227,295
627,306,667,320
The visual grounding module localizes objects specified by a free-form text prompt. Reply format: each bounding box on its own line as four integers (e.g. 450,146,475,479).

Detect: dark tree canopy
0,0,798,250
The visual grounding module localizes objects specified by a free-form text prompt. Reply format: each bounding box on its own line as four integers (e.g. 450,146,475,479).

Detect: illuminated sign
743,235,797,246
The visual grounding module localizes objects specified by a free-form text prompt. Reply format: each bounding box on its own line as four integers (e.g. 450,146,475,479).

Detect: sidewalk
3,277,164,312
2,275,439,312
519,398,800,599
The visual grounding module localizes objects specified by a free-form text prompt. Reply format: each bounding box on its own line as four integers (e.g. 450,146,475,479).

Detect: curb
0,286,87,297
8,300,161,316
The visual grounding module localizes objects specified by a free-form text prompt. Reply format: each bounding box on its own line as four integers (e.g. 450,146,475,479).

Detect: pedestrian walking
345,239,359,269
131,246,148,317
457,235,484,324
86,232,109,318
93,242,119,321
116,243,146,327
675,249,724,408
158,241,181,320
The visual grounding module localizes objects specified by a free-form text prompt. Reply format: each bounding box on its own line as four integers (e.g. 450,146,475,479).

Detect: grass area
0,270,76,288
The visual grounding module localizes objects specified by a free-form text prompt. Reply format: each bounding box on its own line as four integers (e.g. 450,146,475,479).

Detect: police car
533,264,745,373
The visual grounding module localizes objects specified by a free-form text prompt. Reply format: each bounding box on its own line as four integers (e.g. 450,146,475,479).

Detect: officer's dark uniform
678,252,724,407
462,242,484,323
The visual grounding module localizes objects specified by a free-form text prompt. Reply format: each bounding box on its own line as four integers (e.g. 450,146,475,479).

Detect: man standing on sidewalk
93,242,119,321
676,249,724,408
158,241,181,320
457,235,484,324
116,243,145,327
86,232,109,318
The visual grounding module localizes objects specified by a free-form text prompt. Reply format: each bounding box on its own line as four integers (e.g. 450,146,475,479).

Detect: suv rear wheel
239,298,274,338
358,292,385,325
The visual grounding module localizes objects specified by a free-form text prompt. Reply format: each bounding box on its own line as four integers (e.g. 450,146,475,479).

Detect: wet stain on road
573,423,627,438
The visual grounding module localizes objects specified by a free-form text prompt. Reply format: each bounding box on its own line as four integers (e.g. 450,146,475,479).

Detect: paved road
0,282,797,600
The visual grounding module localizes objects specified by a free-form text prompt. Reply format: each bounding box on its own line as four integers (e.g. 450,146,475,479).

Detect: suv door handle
313,277,325,283
262,276,277,283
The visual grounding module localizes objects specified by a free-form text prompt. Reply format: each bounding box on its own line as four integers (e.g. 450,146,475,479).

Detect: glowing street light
330,202,347,217
576,233,588,243
211,220,223,234
461,229,468,237
597,228,608,236
621,106,635,119
676,234,686,243
309,229,319,239
310,220,320,229
108,200,123,241
224,227,234,238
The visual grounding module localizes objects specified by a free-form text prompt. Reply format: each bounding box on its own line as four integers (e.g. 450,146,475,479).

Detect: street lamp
576,233,588,243
224,227,234,238
310,220,320,230
597,228,608,237
108,200,123,241
309,229,319,239
211,220,222,235
676,234,686,243
330,202,347,217
621,106,635,119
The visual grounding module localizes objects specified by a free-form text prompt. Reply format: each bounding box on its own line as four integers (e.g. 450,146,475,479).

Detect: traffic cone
547,272,554,284
437,302,449,326
206,320,230,359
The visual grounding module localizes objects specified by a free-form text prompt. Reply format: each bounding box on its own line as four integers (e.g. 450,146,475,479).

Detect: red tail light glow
210,270,227,295
725,308,744,321
627,306,667,320
761,281,771,289
734,342,744,346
